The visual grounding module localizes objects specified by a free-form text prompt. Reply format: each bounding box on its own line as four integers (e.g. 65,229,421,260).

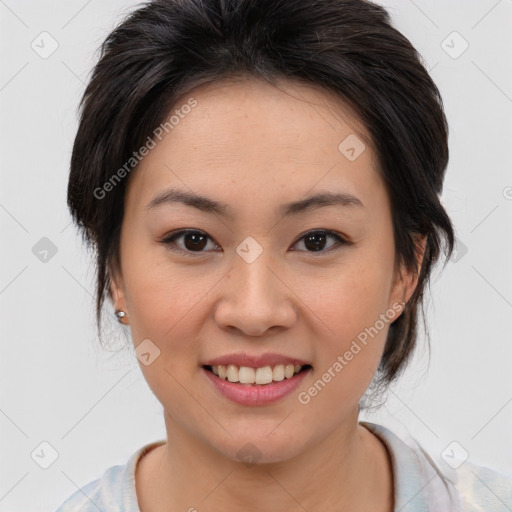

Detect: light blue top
55,422,512,511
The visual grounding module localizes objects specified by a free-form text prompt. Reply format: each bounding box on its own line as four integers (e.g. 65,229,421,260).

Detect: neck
136,410,394,512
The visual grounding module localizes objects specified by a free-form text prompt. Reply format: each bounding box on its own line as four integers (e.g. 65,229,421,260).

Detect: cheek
121,239,219,340
121,255,212,417
304,252,395,343
298,247,395,398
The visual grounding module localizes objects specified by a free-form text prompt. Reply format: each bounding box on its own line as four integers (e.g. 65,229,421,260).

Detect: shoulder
455,459,512,512
54,464,126,512
361,421,512,512
54,441,166,512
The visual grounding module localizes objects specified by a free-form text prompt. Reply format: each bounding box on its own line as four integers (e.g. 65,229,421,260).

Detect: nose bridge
237,250,276,302
233,235,278,298
233,245,282,313
214,241,296,335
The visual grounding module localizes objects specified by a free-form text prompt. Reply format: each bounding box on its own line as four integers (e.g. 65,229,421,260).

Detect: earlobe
115,309,128,324
109,265,129,325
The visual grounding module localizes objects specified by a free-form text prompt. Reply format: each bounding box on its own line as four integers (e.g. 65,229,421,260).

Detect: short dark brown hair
68,0,455,386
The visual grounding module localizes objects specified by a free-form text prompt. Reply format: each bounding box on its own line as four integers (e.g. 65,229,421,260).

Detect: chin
206,423,313,466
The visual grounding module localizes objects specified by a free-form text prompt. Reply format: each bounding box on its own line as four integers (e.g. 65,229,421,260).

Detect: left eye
160,229,347,255
291,230,347,253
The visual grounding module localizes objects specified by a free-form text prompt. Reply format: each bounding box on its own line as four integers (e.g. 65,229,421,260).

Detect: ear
109,261,129,325
390,234,427,310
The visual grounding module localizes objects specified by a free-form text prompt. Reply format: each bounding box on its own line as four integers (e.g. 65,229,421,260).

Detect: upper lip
203,352,312,368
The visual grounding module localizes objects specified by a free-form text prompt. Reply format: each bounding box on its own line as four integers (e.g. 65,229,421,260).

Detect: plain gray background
1,0,511,510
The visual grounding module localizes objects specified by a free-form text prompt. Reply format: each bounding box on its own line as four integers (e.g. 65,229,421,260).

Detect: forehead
126,76,387,217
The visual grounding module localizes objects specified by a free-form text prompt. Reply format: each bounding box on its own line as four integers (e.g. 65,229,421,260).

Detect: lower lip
202,367,312,406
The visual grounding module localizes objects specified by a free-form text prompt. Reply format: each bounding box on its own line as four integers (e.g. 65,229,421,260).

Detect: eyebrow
145,187,364,217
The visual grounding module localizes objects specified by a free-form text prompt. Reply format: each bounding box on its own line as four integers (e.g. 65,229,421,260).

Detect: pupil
185,233,207,251
305,233,326,251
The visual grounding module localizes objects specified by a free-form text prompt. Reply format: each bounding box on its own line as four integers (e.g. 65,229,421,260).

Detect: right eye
159,229,221,255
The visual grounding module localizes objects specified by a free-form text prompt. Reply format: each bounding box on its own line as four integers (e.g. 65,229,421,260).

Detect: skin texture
110,77,424,511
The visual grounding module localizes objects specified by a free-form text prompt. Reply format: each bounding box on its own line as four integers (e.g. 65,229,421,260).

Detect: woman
56,0,511,510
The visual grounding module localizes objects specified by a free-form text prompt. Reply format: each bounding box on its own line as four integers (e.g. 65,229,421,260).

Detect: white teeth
272,364,285,381
218,365,227,380
238,366,255,384
255,366,273,385
284,364,295,379
227,364,238,382
209,363,307,385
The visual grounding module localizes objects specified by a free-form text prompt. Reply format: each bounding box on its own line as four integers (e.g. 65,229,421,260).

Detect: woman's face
112,77,418,463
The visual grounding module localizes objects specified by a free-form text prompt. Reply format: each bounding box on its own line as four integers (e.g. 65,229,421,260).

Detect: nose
213,250,298,337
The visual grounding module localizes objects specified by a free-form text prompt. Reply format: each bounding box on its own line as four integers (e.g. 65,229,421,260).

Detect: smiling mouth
203,364,313,386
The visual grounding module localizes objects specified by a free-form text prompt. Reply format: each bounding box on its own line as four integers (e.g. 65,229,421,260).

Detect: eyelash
159,229,349,256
